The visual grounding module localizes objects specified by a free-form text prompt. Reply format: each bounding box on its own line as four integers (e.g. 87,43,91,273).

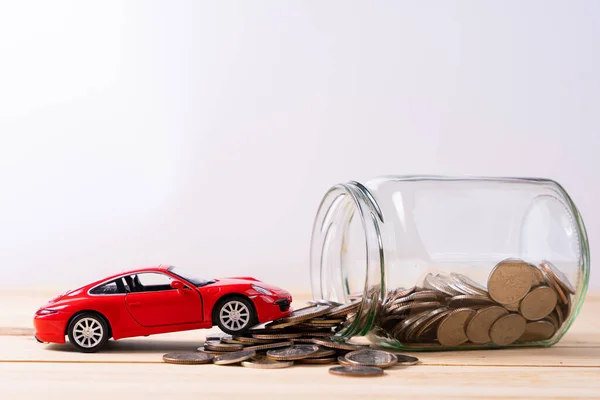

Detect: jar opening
310,182,385,336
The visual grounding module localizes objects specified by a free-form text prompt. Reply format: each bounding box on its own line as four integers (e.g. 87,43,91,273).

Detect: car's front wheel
214,297,257,334
67,312,109,353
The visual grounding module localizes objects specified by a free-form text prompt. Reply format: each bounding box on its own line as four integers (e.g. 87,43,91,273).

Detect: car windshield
168,266,214,287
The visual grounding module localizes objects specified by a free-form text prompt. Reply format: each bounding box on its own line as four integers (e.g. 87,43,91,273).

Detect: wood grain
0,291,598,399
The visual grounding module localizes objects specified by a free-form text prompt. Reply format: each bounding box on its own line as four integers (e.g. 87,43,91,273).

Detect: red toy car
33,265,292,352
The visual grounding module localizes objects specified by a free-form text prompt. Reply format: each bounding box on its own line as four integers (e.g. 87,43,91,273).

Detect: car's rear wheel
215,297,257,334
67,313,109,353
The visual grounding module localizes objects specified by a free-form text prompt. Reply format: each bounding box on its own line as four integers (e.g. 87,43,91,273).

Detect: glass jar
310,176,589,350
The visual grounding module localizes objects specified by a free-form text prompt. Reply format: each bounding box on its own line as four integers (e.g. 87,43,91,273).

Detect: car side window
130,273,174,293
90,280,123,295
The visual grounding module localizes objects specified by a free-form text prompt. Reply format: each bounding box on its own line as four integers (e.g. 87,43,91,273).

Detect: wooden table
1,291,599,399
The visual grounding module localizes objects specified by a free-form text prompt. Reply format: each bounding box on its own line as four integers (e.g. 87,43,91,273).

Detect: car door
124,272,203,327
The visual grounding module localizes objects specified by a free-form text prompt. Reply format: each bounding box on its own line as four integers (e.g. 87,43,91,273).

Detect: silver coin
329,365,384,377
213,350,256,365
266,344,320,361
344,349,398,368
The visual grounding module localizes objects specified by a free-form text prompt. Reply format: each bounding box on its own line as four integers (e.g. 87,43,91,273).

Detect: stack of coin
163,301,420,377
374,258,575,347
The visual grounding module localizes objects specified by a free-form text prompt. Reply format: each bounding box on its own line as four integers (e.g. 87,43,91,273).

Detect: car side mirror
171,280,185,291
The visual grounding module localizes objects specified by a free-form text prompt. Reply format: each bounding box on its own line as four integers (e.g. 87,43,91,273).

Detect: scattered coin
204,341,244,352
466,306,508,344
163,352,214,365
241,354,294,369
252,332,302,340
488,259,534,304
243,341,294,352
519,286,557,321
437,308,475,346
518,320,556,342
312,338,364,351
266,345,320,361
213,350,256,365
337,355,352,366
489,314,527,346
196,346,226,356
329,365,384,377
297,357,337,364
395,354,420,365
344,349,398,369
305,347,336,358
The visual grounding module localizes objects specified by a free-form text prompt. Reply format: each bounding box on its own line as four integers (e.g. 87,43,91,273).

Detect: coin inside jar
489,314,527,346
465,306,509,344
519,286,558,321
518,320,556,342
436,308,475,346
487,259,534,304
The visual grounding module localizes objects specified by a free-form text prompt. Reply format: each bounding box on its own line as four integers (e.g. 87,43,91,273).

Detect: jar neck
310,181,385,337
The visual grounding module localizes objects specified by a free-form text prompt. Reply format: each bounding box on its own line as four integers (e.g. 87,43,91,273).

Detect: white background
0,1,597,291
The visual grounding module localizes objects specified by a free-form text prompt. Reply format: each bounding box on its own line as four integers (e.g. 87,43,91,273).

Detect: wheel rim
219,300,250,331
72,317,104,348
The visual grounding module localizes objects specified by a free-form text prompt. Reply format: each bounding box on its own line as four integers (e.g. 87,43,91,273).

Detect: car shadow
45,338,204,353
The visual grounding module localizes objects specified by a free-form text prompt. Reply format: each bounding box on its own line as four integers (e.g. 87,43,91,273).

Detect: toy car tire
67,312,110,353
214,296,257,334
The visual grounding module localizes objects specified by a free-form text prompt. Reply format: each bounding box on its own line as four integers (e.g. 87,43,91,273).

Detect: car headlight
252,285,274,296
36,308,58,316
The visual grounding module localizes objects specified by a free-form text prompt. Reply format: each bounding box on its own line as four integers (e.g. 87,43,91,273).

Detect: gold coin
436,308,475,346
503,301,521,312
545,313,559,331
487,259,534,304
489,314,526,346
519,286,558,321
518,320,556,342
530,265,546,286
554,304,564,327
465,306,509,344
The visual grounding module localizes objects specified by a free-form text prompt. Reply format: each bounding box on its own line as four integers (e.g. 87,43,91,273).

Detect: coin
389,309,435,341
231,335,273,344
424,273,461,296
266,344,320,361
282,305,332,323
337,355,352,366
327,301,362,318
503,301,521,312
312,338,365,351
518,320,556,342
519,286,558,321
395,354,420,365
538,262,569,304
384,301,442,319
297,357,337,364
415,308,450,340
328,365,384,377
241,354,294,369
448,295,495,309
402,308,449,342
252,332,302,340
540,260,575,295
489,314,526,346
221,336,247,344
243,341,294,352
213,350,256,365
530,265,546,287
384,287,417,305
204,341,244,352
545,313,559,331
465,306,508,344
305,347,336,358
389,290,445,306
488,259,534,304
554,304,564,327
450,273,488,296
344,349,398,368
162,352,214,365
436,308,475,346
196,347,226,356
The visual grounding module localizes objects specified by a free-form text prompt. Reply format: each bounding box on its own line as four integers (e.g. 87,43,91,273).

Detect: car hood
208,278,288,293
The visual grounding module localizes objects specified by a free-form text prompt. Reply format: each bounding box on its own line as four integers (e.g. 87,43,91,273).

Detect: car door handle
129,302,141,307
